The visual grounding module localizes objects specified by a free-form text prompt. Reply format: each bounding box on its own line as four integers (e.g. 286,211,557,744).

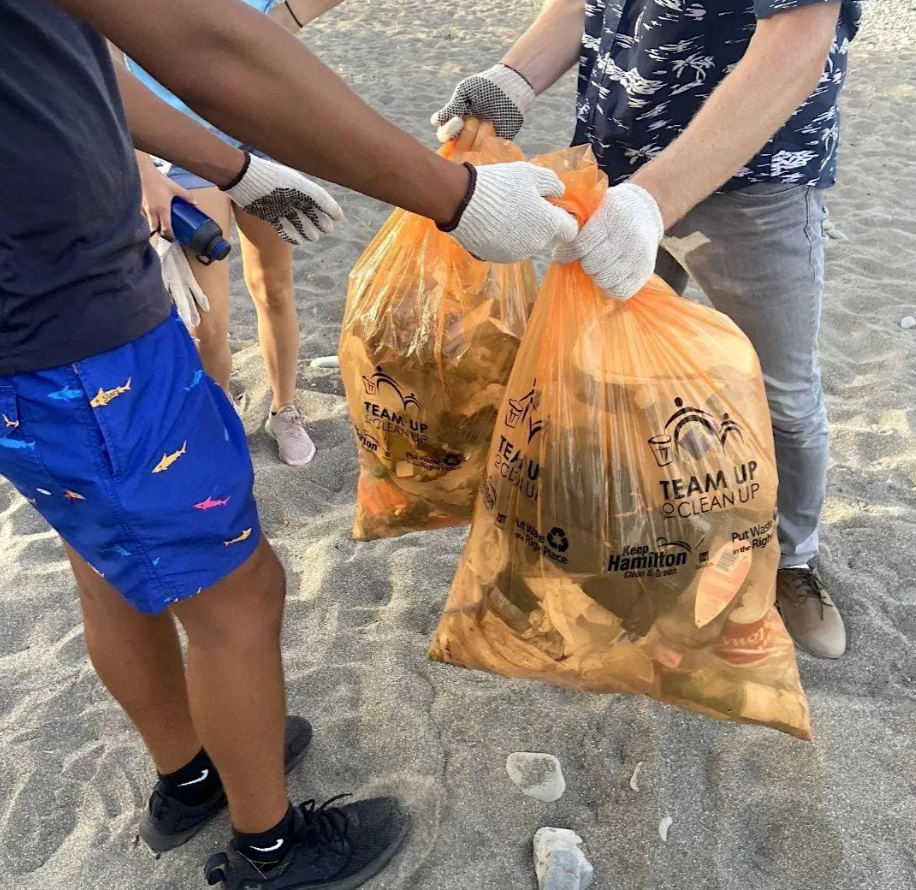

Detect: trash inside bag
340,120,537,540
430,145,812,740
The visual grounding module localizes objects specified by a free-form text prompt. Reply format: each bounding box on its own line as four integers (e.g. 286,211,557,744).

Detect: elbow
802,28,837,92
755,3,841,98
157,35,248,127
126,10,265,128
761,35,834,111
798,53,829,100
784,17,837,97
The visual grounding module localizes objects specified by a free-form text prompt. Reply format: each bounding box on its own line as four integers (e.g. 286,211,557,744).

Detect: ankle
159,748,222,806
234,803,296,866
151,737,205,778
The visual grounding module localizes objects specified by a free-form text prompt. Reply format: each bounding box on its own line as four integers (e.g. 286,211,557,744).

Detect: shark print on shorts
0,309,261,615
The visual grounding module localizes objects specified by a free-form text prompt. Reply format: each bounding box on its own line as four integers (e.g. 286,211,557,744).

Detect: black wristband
220,151,251,192
284,1,304,29
438,163,477,234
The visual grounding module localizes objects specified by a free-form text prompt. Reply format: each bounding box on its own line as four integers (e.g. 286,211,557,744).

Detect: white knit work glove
154,236,210,331
222,153,344,245
553,183,665,300
432,64,536,143
442,162,578,264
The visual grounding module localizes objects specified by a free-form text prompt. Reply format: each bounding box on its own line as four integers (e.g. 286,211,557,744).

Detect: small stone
309,355,340,369
900,316,915,330
629,762,643,792
533,828,594,890
506,753,566,802
541,850,582,890
823,218,849,242
659,816,673,842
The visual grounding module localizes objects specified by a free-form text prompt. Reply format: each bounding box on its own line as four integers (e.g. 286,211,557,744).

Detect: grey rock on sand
533,828,594,890
309,355,340,369
506,753,566,803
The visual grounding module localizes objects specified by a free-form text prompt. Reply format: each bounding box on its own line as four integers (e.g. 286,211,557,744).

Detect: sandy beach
1,2,914,888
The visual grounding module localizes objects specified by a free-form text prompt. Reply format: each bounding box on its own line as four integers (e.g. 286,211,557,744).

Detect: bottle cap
204,236,231,262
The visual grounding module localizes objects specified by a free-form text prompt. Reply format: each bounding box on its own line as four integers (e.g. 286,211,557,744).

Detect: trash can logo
648,397,744,467
505,379,543,443
362,366,421,411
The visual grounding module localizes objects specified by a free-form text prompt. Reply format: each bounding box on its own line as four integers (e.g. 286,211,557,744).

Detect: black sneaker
139,716,313,854
204,795,409,890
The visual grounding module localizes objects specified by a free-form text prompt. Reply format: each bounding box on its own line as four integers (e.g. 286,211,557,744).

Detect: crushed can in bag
430,145,811,740
340,120,537,540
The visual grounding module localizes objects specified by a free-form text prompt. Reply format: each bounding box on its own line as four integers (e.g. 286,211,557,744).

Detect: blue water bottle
171,197,231,265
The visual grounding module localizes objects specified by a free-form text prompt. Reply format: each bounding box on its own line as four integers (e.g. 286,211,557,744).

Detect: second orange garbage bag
430,145,812,740
340,122,537,540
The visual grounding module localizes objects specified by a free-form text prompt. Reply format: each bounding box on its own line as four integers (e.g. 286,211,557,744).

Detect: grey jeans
655,182,829,568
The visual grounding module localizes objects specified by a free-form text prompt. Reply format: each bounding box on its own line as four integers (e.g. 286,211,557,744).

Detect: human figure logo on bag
362,366,421,411
648,397,745,468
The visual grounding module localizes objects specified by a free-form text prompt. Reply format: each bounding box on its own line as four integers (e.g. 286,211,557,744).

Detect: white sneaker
265,406,316,467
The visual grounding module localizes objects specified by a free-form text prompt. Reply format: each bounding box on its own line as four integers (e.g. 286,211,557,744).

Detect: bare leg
66,543,200,775
187,188,234,391
170,537,289,833
234,207,298,411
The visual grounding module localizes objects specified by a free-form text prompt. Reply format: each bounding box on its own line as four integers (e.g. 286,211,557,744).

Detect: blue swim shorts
0,310,261,614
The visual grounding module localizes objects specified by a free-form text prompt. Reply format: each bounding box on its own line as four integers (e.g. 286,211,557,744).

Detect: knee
195,313,229,355
767,385,828,438
260,557,288,626
179,545,287,650
235,553,287,636
245,268,294,313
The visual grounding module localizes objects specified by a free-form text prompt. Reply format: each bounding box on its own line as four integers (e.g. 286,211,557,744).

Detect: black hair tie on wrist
285,1,304,28
438,163,477,234
220,151,252,192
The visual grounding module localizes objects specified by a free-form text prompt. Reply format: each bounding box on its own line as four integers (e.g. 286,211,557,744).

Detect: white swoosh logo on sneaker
177,769,210,787
250,839,284,853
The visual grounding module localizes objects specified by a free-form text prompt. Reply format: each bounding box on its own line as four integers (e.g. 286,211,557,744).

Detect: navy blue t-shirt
0,0,170,375
574,0,867,190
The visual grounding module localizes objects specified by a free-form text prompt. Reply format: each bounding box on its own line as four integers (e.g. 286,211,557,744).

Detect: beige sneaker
776,567,846,659
265,406,316,467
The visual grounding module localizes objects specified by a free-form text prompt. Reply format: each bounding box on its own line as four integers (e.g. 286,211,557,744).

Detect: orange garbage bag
430,145,812,740
340,121,537,540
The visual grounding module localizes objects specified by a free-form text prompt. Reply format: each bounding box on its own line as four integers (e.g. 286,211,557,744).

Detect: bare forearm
632,3,840,227
114,63,246,188
59,0,467,224
502,0,584,94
